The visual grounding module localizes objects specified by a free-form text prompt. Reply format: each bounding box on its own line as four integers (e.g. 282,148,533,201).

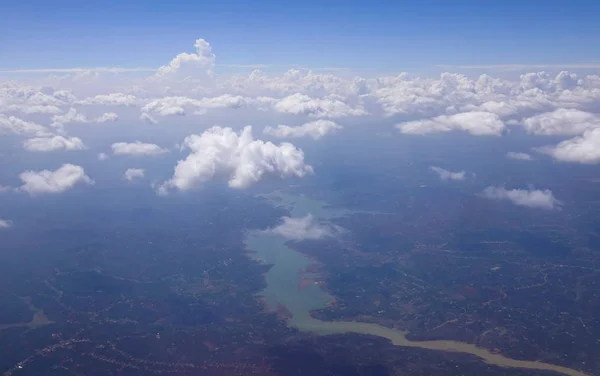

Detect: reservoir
244,191,589,376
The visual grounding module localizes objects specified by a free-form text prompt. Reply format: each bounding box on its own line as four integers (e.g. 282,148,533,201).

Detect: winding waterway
244,191,589,376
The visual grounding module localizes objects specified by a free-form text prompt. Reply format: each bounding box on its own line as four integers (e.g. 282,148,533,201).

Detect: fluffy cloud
140,94,255,117
50,108,87,128
153,38,215,81
0,219,12,229
429,166,466,181
158,125,313,194
273,93,367,118
0,114,48,136
50,108,118,128
521,108,600,136
124,168,145,182
264,119,341,139
23,135,86,152
397,112,506,136
19,164,93,195
98,152,109,160
506,151,534,161
263,214,341,240
111,141,169,156
539,128,600,164
482,186,561,210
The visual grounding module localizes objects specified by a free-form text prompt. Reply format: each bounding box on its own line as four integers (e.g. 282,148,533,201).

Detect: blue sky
2,0,600,72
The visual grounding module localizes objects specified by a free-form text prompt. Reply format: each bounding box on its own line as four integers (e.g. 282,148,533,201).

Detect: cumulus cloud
274,93,367,118
140,94,267,117
397,112,506,136
263,214,342,240
506,151,534,161
264,119,341,139
0,219,13,229
539,128,600,164
0,114,49,136
98,152,109,161
124,168,145,182
429,166,466,181
153,38,215,81
158,125,313,194
50,108,88,128
50,108,118,128
23,135,86,152
482,186,561,210
521,108,600,136
19,164,93,195
111,141,169,156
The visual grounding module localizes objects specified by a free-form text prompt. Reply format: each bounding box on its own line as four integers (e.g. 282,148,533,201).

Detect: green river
244,191,589,376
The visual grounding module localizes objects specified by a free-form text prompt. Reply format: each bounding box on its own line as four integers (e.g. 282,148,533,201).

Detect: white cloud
98,152,109,161
397,112,506,136
19,164,93,195
263,214,341,240
506,152,534,161
140,94,265,117
111,141,169,156
50,108,118,128
274,93,367,118
429,166,466,181
95,112,119,123
539,128,600,164
50,108,88,128
158,125,313,194
0,114,49,136
521,108,600,136
124,168,145,182
23,135,86,152
153,38,215,81
482,186,561,210
264,119,341,139
0,219,13,229
76,93,138,106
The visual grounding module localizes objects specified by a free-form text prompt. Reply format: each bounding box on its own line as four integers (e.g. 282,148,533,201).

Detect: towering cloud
153,38,215,81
